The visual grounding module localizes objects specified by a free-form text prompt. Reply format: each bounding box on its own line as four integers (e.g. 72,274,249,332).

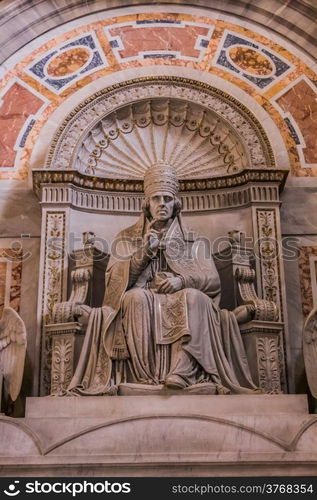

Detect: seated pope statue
67,161,258,395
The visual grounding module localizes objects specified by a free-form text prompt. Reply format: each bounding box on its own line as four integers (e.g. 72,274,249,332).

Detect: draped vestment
68,214,257,395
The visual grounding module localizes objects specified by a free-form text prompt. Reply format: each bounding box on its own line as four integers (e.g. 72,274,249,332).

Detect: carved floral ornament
45,77,276,184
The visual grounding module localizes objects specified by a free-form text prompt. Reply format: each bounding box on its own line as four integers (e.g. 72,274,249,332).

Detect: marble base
1,395,317,477
117,382,218,395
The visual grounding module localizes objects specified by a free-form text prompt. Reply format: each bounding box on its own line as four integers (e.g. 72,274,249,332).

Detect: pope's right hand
143,219,161,253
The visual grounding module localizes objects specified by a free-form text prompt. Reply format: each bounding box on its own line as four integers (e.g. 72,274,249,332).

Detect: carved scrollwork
235,267,279,322
52,268,91,323
51,302,81,324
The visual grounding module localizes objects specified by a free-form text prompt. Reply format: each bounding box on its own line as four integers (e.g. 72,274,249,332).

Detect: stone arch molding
46,76,276,181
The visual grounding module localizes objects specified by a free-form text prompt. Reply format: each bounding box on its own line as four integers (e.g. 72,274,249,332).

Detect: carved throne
45,228,284,396
34,77,290,397
213,232,284,393
45,234,109,395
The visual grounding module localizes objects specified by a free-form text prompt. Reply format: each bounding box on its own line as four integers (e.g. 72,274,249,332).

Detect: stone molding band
34,169,286,213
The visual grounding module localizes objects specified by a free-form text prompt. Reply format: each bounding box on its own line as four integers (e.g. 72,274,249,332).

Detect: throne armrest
234,268,284,393
52,268,91,324
47,267,92,396
234,267,279,322
213,233,284,393
45,239,109,395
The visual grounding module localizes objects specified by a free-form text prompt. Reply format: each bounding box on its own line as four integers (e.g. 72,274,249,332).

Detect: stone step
26,394,308,418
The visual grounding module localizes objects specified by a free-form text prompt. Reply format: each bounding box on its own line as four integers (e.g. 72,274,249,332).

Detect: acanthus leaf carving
257,336,282,394
51,336,73,396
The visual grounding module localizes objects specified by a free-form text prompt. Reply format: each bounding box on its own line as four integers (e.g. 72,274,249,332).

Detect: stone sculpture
67,161,259,396
0,307,27,412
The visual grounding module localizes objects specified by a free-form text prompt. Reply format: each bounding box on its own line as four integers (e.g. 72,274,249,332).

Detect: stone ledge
1,453,317,477
1,395,316,477
26,394,308,418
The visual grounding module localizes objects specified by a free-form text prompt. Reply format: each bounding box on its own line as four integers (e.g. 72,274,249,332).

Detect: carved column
251,190,291,392
36,207,70,396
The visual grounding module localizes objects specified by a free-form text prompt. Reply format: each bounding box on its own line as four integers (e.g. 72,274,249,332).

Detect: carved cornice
33,168,287,213
33,168,287,195
239,320,284,335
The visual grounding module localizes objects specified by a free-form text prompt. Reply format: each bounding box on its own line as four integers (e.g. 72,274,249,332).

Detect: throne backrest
65,241,254,312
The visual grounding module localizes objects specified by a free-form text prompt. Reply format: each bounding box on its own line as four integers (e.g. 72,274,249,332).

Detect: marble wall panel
0,182,41,236
278,231,317,392
275,78,317,167
0,237,40,396
283,239,304,336
0,11,316,181
213,30,293,91
69,210,138,253
2,1,317,64
105,20,213,62
280,186,317,236
0,81,45,168
19,237,41,395
25,32,108,94
292,347,307,394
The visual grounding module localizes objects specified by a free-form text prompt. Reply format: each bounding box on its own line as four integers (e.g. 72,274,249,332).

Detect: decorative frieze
255,209,283,320
34,170,284,214
42,212,66,323
252,206,290,391
34,168,286,197
39,211,67,395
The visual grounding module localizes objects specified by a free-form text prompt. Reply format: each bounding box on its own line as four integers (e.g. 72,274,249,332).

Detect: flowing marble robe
68,214,257,395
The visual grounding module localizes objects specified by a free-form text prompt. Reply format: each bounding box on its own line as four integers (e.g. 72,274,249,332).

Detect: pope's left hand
156,277,183,294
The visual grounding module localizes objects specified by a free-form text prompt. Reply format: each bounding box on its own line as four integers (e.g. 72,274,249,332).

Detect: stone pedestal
240,320,285,393
48,322,81,395
1,395,317,476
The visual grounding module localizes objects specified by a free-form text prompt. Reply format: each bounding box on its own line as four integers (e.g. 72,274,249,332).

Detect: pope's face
149,191,174,221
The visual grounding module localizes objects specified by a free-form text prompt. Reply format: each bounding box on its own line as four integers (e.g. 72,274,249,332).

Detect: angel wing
0,307,27,401
303,307,317,399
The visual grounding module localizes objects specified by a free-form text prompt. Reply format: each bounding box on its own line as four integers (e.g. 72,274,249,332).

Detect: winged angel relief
0,307,27,413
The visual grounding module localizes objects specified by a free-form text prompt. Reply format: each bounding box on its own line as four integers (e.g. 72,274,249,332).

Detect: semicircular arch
45,76,280,182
